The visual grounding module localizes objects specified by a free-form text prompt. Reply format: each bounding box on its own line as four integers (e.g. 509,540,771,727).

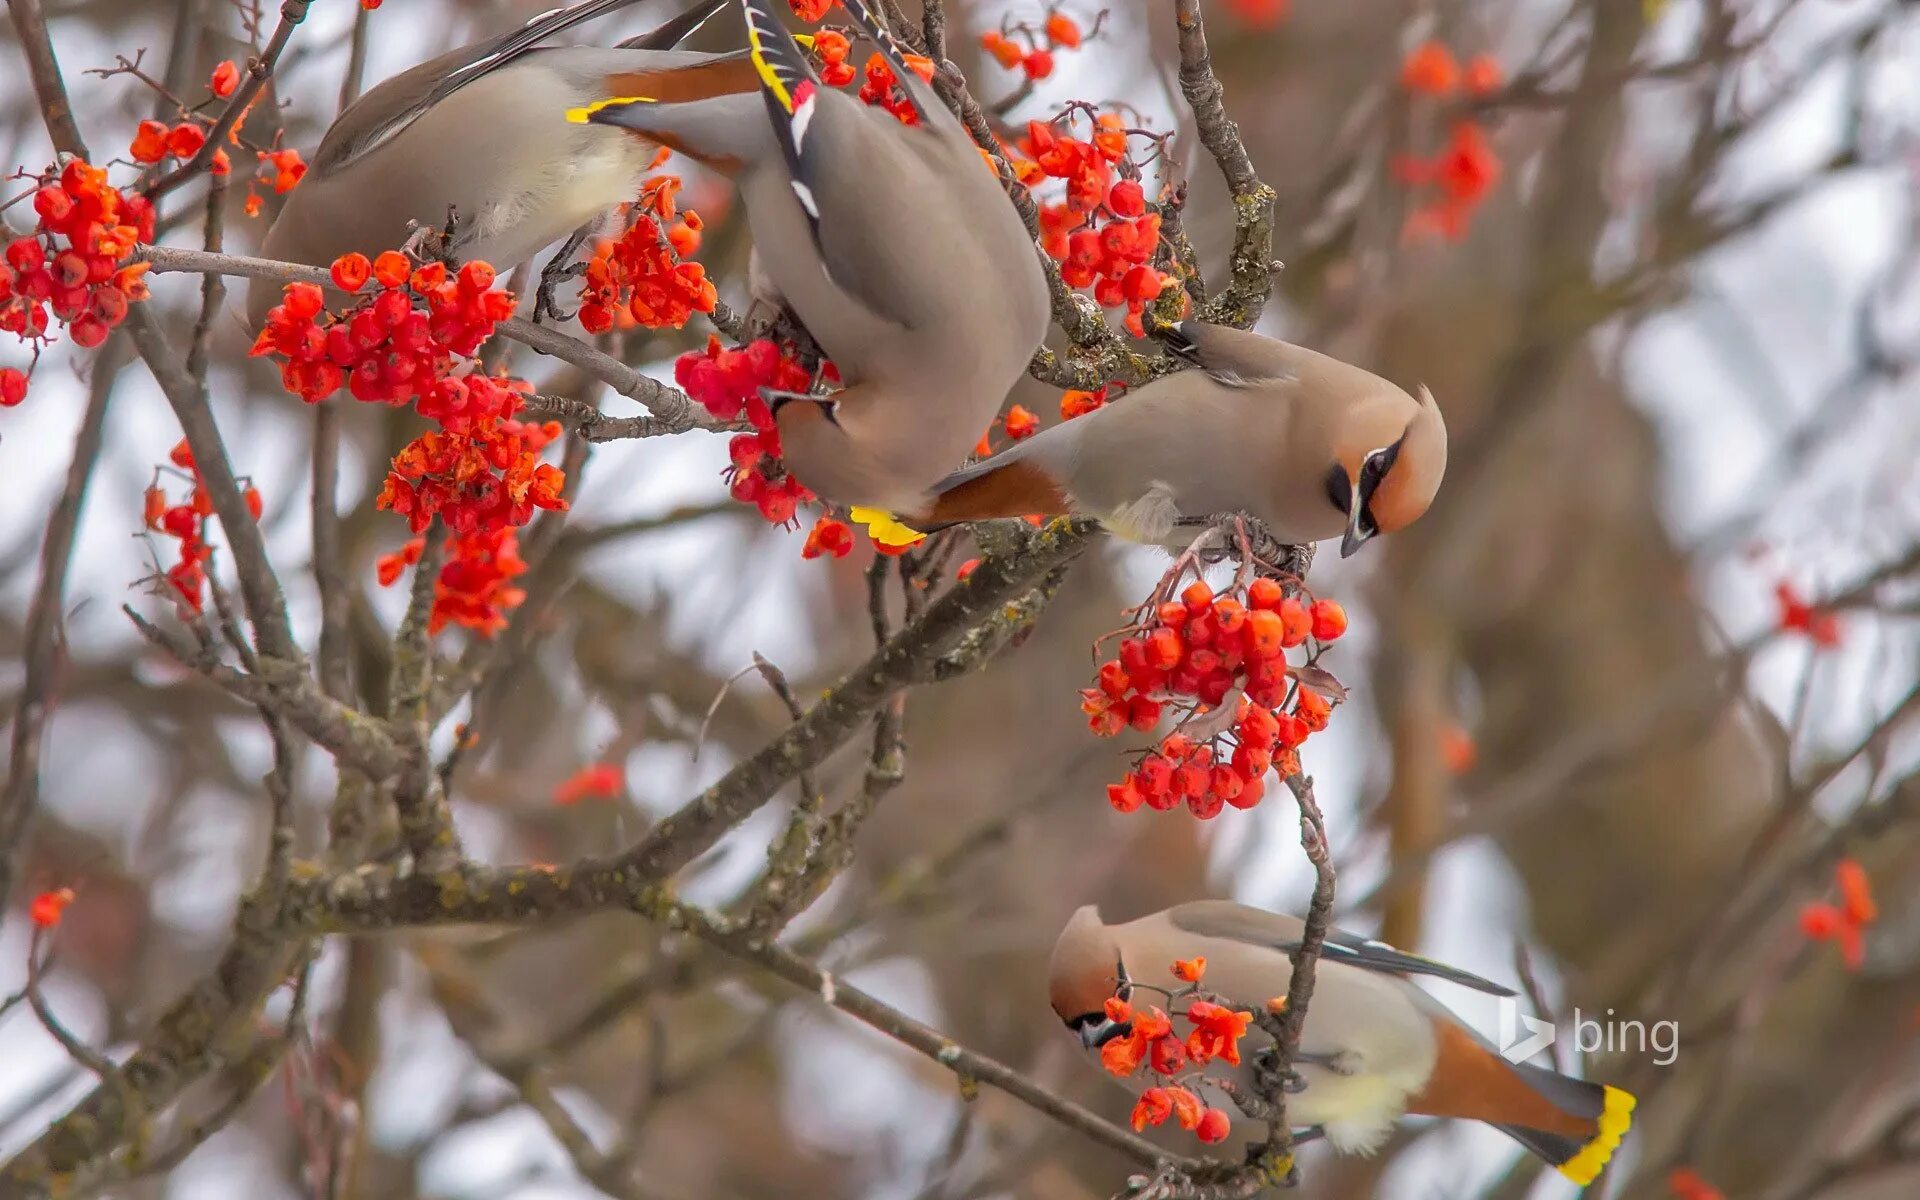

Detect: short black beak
1079,1018,1131,1050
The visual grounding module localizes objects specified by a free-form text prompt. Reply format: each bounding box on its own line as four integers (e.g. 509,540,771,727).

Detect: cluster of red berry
1393,43,1505,243
1799,859,1878,970
141,439,261,615
577,211,714,333
253,251,566,636
979,9,1084,81
1016,118,1174,337
1084,578,1347,818
1,159,155,403
808,30,859,86
125,63,309,218
428,526,532,637
801,515,856,559
251,251,512,402
380,383,567,538
128,119,219,170
378,374,564,635
577,168,714,334
1099,958,1252,1145
675,336,827,526
856,50,937,124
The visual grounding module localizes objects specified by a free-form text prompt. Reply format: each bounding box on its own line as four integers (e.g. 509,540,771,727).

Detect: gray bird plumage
1047,901,1634,1181
896,322,1449,558
585,0,1050,510
249,0,741,325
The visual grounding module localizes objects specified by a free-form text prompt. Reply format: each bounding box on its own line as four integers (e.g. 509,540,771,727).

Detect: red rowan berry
1247,577,1283,609
331,252,372,292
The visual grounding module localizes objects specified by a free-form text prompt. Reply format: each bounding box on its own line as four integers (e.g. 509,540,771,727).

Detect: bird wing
318,0,718,176
741,0,935,324
1166,900,1516,996
741,0,830,255
1156,321,1301,389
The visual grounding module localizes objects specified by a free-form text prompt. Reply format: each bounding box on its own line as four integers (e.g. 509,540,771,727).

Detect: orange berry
1247,577,1284,610
1180,580,1214,613
210,60,240,98
1309,598,1348,641
371,250,411,288
1195,1107,1232,1144
1244,610,1285,658
165,122,207,160
1126,694,1163,731
1836,859,1877,925
1146,627,1184,669
1799,902,1844,938
1463,54,1503,95
29,887,73,928
330,252,372,292
1400,41,1459,95
1277,597,1311,647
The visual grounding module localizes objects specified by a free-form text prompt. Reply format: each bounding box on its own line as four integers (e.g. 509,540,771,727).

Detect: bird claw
403,207,462,267
532,230,593,325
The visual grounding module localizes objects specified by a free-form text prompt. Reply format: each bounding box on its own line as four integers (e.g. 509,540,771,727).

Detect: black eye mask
1324,463,1352,515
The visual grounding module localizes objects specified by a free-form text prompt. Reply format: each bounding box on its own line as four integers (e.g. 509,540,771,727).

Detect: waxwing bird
870,321,1447,555
579,0,1051,511
1048,902,1635,1185
248,0,753,326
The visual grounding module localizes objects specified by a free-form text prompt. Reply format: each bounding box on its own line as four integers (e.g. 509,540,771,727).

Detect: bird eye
1361,441,1402,491
1324,463,1351,515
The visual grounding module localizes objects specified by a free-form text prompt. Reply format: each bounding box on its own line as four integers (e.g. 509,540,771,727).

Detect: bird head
1048,905,1134,1049
1325,384,1448,558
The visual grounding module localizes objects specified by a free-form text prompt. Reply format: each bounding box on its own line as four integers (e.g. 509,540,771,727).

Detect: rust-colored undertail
1404,1020,1591,1136
597,56,758,168
917,459,1072,527
602,53,759,103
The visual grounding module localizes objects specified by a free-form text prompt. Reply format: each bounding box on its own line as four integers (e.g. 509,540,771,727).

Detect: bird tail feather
1495,1074,1636,1186
618,0,730,49
848,446,1069,545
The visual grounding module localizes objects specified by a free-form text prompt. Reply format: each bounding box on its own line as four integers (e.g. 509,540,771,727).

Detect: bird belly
1286,1064,1427,1155
462,130,650,268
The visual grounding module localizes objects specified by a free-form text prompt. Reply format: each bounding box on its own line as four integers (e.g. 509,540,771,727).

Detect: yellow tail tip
1556,1086,1636,1186
566,95,656,125
850,507,926,548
